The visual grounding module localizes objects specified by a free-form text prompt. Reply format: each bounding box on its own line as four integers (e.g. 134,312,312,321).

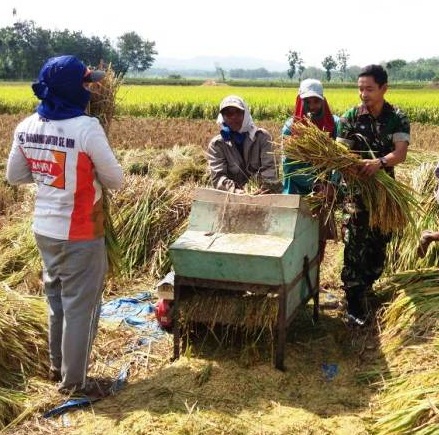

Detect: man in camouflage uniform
336,64,410,326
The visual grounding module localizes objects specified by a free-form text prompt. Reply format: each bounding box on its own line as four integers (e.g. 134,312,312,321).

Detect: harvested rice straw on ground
280,121,421,234
372,368,439,435
0,388,27,430
378,269,439,351
386,162,439,273
371,270,439,434
0,288,48,388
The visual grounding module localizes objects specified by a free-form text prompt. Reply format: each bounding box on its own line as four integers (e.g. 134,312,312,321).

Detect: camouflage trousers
341,208,391,291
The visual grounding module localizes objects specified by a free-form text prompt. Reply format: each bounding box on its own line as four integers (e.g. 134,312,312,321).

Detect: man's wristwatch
379,156,388,168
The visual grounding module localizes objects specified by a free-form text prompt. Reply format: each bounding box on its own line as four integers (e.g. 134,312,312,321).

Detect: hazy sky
0,0,436,68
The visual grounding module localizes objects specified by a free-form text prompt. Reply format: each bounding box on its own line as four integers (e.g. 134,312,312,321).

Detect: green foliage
0,20,157,79
286,50,303,79
117,31,157,75
322,55,337,82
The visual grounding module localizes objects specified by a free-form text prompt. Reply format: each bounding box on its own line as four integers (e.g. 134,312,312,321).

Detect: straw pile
386,162,439,273
281,121,421,234
0,287,48,429
372,271,439,434
0,217,41,290
0,288,48,385
112,176,193,279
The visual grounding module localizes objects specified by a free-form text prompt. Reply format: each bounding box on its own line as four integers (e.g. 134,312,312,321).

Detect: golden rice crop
3,83,439,123
280,121,422,234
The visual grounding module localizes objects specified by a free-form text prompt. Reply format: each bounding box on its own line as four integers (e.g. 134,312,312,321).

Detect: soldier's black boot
344,286,366,327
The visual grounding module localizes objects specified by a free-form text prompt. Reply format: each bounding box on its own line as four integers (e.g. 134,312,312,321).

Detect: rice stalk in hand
87,62,123,135
280,122,422,234
87,63,124,276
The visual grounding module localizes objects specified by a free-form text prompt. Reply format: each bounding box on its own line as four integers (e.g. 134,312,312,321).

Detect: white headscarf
216,95,258,141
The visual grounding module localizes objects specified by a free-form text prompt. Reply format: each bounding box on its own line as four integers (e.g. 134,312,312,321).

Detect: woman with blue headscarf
207,95,282,194
6,55,123,397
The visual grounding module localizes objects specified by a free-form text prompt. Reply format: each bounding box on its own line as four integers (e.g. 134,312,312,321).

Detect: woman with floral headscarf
282,79,339,266
282,79,338,195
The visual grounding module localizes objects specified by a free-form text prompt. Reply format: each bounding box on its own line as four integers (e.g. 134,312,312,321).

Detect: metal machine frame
172,254,319,371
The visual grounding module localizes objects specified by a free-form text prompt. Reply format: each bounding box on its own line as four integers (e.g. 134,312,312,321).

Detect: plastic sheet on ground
321,363,339,380
100,291,167,342
43,291,164,419
43,366,129,419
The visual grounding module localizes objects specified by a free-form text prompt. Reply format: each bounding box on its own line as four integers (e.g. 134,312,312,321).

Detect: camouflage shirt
336,101,410,178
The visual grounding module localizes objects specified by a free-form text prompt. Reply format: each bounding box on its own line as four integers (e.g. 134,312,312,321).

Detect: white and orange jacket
6,113,123,241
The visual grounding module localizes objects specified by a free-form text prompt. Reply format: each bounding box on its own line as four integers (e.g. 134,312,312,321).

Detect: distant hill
154,55,287,72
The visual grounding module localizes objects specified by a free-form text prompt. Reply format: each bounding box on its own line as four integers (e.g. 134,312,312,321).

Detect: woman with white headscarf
207,95,282,194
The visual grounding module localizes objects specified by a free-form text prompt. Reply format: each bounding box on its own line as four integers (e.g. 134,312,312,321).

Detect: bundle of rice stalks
378,269,439,352
0,216,41,290
372,368,439,435
87,63,124,276
0,287,48,389
180,291,278,334
371,270,439,434
280,122,422,234
87,62,123,135
386,162,439,273
113,176,192,278
0,388,27,430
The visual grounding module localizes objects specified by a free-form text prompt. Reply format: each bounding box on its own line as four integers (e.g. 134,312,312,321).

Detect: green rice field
1,83,439,124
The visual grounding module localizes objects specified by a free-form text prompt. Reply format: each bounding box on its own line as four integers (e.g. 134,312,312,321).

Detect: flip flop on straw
417,230,434,259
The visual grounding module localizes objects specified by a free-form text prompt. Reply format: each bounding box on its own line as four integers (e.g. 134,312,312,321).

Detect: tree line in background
241,49,439,83
0,20,157,80
1,19,439,83
145,52,439,83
